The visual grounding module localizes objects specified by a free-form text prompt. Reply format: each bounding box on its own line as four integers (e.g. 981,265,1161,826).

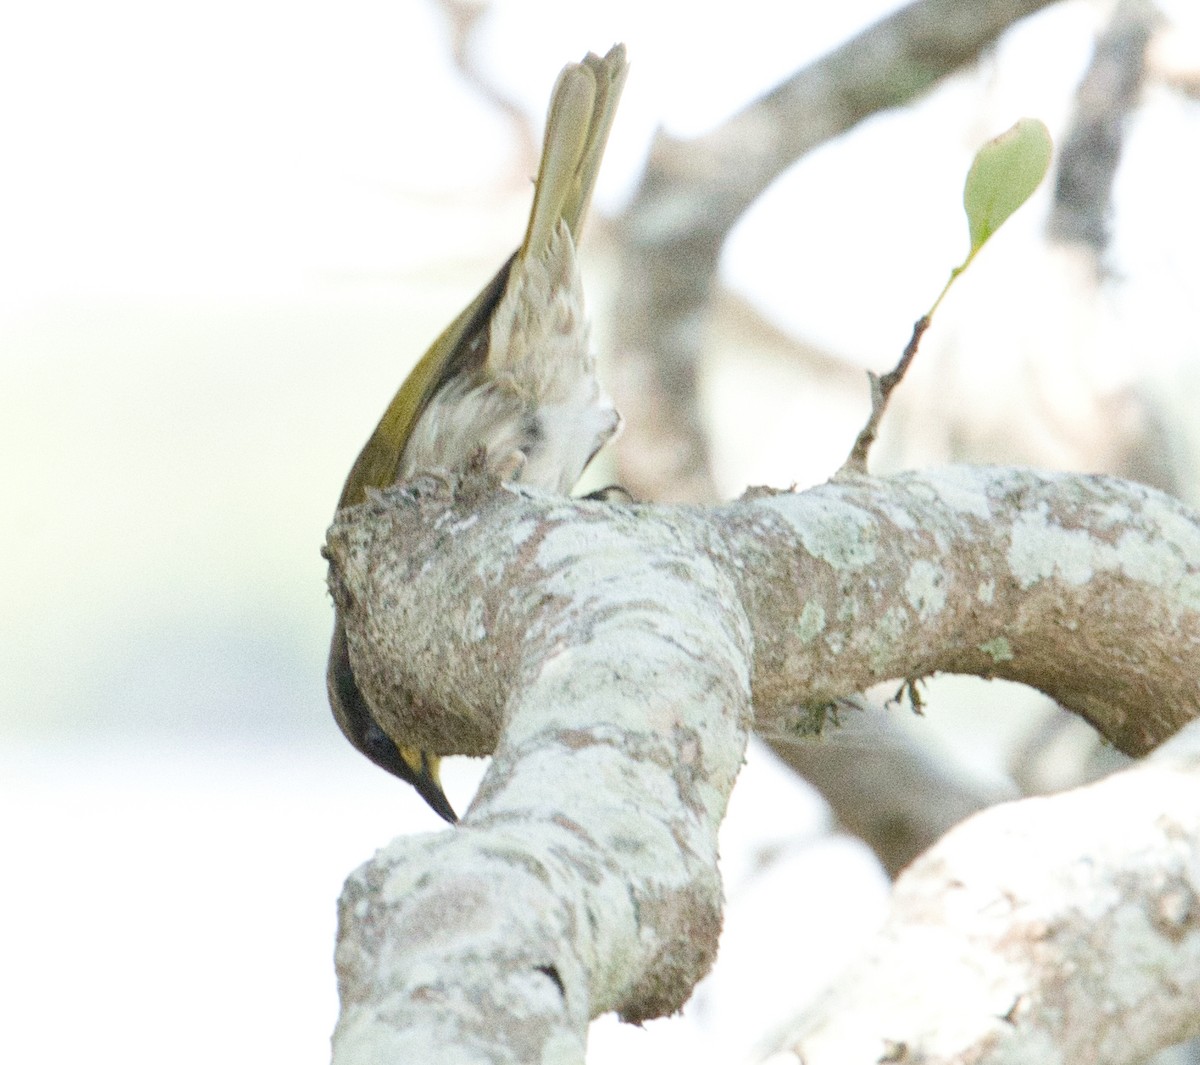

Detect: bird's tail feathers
521,44,628,261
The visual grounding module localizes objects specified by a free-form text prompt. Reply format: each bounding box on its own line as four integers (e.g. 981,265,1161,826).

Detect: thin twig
840,315,931,474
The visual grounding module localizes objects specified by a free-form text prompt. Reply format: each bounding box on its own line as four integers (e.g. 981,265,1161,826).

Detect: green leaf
963,118,1053,254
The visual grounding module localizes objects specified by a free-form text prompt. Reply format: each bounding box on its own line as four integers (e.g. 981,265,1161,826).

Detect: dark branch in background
1036,0,1180,501
1046,0,1155,257
609,0,1063,503
768,697,1016,878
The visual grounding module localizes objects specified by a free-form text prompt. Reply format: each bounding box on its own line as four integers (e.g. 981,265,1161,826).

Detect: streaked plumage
328,45,628,822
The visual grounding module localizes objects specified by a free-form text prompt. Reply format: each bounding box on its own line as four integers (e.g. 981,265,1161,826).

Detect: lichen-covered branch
324,464,1200,1059
772,719,1200,1064
737,466,1200,753
327,471,752,1063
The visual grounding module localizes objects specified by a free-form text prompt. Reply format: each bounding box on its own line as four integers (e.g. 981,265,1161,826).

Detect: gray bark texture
325,463,1200,1063
777,720,1200,1064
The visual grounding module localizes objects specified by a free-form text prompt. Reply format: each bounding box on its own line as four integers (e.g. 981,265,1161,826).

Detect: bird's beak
408,750,459,825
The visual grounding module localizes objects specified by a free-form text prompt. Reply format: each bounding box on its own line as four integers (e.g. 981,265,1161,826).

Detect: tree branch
740,467,1199,753
326,469,752,1061
324,464,1200,1058
1047,0,1155,256
774,719,1200,1064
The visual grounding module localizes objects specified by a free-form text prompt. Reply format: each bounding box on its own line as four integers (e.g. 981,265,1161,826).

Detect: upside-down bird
327,45,628,823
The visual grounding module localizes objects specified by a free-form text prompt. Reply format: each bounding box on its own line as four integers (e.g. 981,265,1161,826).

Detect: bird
327,44,628,824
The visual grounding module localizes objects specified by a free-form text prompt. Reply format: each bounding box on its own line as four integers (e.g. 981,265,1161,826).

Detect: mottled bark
325,463,1200,1062
778,720,1200,1064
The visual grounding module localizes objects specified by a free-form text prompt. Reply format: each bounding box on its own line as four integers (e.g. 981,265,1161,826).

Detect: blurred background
3,0,1199,1061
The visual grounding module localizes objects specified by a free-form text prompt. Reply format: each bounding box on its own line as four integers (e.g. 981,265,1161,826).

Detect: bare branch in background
609,0,1063,503
768,697,1017,878
1047,0,1156,258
